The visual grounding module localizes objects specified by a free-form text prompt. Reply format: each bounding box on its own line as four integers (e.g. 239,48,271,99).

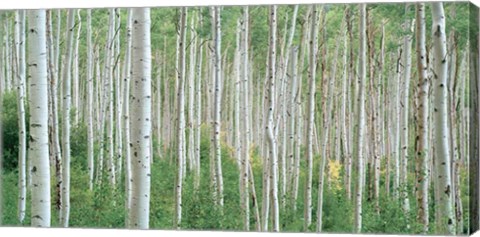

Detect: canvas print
0,1,479,236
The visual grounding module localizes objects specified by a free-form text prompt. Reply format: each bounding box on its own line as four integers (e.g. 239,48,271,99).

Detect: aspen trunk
28,9,51,227
174,7,187,229
265,5,280,232
14,10,27,223
213,6,225,208
354,3,367,233
128,8,152,229
431,2,455,234
60,9,76,227
86,9,95,191
415,3,430,233
123,8,133,225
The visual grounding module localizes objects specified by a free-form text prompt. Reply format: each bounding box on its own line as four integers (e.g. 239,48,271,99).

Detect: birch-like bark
264,5,280,232
415,3,430,233
213,6,225,208
86,9,95,191
304,4,317,232
60,9,76,227
240,6,250,230
187,13,197,173
128,8,152,229
14,10,27,223
354,3,367,233
106,9,116,186
174,7,187,229
431,3,455,234
72,10,81,125
400,8,413,215
123,8,133,226
28,9,51,227
194,32,203,190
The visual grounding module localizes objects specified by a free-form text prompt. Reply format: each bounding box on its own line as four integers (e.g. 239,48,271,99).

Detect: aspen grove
0,2,477,235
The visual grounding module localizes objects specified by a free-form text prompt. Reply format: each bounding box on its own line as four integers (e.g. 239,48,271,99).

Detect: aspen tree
128,8,152,229
354,3,367,233
28,9,51,227
45,10,62,214
400,5,413,215
14,10,27,223
240,6,250,230
194,30,203,190
304,5,317,231
60,9,76,227
123,8,133,224
213,6,225,208
86,9,94,191
431,2,455,234
266,5,280,232
415,3,430,233
174,7,187,229
72,10,81,125
106,9,116,186
188,12,197,173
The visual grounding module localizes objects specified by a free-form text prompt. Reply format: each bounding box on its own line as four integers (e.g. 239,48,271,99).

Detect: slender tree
431,2,455,234
304,5,317,231
354,3,367,233
415,3,430,233
60,9,76,227
212,6,225,208
174,7,187,229
28,9,51,227
14,9,27,223
128,8,152,229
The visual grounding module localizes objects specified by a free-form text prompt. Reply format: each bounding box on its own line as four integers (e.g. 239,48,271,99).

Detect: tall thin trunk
240,6,250,231
431,3,455,234
304,6,317,231
128,8,152,229
28,9,51,227
174,7,187,229
123,8,133,226
72,10,81,125
415,3,430,233
86,9,95,191
354,3,367,233
266,5,280,232
60,9,76,228
400,7,413,215
213,6,225,208
14,10,27,223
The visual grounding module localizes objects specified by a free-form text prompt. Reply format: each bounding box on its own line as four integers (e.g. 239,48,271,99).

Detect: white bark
354,3,367,233
60,9,76,227
415,3,430,233
14,10,27,223
213,6,224,208
28,9,51,227
241,6,250,230
128,8,152,229
72,10,81,125
86,9,94,191
174,7,187,229
304,5,317,231
431,3,455,234
266,5,280,232
400,10,413,215
123,8,133,226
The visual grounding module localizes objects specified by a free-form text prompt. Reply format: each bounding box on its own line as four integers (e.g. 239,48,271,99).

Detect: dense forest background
0,2,478,235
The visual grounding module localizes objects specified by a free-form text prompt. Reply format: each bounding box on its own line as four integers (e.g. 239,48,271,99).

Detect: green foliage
1,91,29,172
